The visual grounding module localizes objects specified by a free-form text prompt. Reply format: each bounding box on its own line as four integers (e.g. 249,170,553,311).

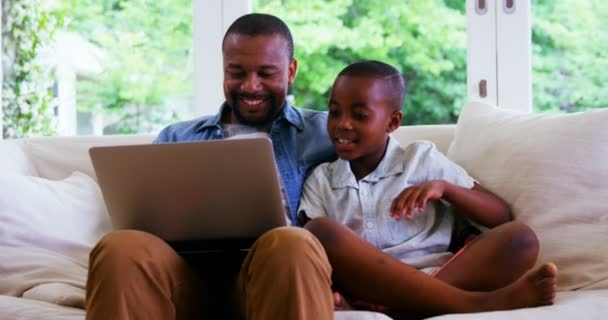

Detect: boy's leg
86,230,207,320
305,217,557,318
237,226,334,320
434,221,539,291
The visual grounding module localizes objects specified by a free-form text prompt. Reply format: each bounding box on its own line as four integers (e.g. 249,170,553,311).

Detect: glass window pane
252,0,467,125
532,0,608,113
51,0,194,135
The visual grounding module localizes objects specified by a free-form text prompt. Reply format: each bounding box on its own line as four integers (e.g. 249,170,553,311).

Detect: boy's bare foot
480,262,558,311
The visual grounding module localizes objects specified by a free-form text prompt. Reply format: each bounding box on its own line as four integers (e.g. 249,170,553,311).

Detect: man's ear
288,58,298,86
387,111,402,133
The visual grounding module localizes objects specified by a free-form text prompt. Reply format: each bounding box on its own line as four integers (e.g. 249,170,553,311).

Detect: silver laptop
89,137,287,250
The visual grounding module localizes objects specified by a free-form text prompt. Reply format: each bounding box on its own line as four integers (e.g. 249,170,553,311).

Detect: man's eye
259,72,275,78
228,71,244,78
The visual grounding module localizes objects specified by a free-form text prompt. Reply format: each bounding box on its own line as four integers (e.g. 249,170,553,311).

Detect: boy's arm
442,181,512,228
390,180,512,228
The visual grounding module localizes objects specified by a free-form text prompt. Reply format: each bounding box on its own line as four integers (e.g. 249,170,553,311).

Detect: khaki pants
85,227,333,320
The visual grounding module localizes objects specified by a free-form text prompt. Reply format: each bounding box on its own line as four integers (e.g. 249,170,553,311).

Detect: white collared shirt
299,137,475,270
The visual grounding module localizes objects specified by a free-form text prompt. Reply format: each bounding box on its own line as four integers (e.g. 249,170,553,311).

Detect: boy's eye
328,110,340,117
353,113,368,120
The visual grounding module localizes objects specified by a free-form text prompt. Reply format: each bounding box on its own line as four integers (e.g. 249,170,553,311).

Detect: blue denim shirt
154,102,336,225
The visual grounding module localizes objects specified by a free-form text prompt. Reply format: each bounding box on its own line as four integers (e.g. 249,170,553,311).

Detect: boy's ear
387,111,402,133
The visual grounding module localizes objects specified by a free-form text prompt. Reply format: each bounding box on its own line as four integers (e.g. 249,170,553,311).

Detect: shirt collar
194,102,303,132
330,136,405,188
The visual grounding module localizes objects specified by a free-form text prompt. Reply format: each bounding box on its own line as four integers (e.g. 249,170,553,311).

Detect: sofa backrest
0,135,155,180
0,125,455,180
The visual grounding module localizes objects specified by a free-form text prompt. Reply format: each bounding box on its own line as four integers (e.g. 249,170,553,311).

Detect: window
51,0,194,135
253,0,468,125
3,0,605,138
531,0,607,113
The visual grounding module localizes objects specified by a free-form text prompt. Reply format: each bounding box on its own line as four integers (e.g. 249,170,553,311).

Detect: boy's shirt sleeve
412,141,475,190
297,164,330,220
403,141,475,209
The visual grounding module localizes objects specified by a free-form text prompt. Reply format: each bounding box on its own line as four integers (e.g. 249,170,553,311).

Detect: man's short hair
223,13,294,60
338,60,407,111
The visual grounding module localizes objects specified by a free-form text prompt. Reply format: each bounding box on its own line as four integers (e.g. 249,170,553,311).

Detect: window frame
195,0,531,115
467,0,532,112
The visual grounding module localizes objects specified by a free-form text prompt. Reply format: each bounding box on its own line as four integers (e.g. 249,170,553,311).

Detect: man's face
327,76,400,167
223,34,297,126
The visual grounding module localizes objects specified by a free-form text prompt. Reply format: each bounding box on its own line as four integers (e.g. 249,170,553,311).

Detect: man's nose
241,73,262,92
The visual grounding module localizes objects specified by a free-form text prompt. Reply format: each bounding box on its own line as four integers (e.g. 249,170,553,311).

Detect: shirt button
366,222,374,229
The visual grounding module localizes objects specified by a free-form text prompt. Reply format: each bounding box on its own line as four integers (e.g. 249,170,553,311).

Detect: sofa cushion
446,101,608,290
0,172,110,305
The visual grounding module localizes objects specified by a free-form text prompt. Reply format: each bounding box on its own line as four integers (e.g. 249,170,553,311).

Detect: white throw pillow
447,101,608,291
0,171,111,304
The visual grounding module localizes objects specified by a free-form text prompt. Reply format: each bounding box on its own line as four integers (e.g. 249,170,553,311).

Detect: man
86,13,336,320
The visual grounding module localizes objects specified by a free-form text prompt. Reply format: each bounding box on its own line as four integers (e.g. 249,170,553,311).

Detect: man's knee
252,227,329,269
90,230,173,270
256,227,321,254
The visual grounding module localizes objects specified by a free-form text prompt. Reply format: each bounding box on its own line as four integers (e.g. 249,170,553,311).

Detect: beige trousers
86,227,333,320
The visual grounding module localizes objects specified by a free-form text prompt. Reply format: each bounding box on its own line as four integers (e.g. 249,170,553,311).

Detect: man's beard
229,92,282,127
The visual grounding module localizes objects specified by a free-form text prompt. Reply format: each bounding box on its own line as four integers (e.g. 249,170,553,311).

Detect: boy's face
327,76,401,165
223,34,297,126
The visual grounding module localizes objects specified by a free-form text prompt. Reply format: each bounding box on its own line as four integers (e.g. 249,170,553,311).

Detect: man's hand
390,180,447,220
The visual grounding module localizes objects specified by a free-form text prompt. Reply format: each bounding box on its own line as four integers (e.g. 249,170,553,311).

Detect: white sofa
1,101,607,319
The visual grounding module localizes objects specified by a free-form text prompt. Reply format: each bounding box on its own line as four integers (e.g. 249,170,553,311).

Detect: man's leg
305,217,556,318
86,230,206,320
434,221,539,291
237,227,334,320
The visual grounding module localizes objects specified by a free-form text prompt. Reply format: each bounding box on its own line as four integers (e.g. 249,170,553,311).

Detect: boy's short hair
337,60,406,111
222,13,294,60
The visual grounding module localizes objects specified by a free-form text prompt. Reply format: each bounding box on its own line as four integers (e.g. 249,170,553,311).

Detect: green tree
52,0,193,133
255,0,468,124
532,0,608,113
2,0,61,138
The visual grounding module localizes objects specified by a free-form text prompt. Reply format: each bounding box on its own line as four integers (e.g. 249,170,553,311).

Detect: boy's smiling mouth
336,138,355,145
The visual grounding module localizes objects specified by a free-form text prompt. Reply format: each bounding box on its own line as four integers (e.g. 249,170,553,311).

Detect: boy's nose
336,117,353,130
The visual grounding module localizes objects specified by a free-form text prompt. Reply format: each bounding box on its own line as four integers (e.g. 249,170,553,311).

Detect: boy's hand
333,292,387,312
390,180,446,220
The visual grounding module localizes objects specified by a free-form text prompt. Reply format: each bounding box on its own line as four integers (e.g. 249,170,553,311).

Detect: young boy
298,60,557,319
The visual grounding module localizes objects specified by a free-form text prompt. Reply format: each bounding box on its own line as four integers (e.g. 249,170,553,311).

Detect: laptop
89,137,287,252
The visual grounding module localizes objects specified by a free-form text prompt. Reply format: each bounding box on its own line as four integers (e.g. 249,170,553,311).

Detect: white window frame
193,0,250,116
467,0,531,112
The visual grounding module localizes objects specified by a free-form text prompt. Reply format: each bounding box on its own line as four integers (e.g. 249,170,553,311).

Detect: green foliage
255,0,467,124
2,0,61,138
531,0,608,112
257,0,607,123
52,0,192,133
8,0,604,136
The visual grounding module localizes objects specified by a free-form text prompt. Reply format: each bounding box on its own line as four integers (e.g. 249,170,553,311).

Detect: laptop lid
89,137,287,244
